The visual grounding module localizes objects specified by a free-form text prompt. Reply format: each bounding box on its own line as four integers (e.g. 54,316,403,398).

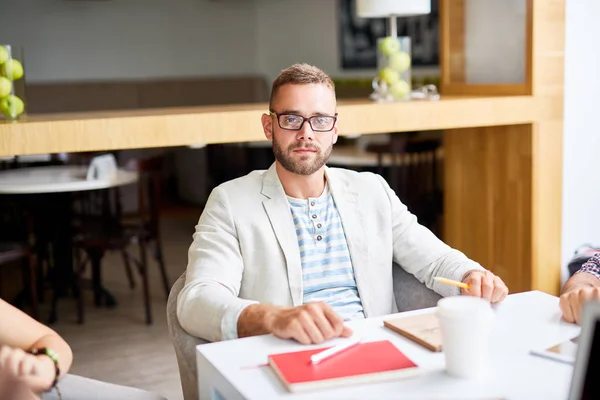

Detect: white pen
309,338,361,365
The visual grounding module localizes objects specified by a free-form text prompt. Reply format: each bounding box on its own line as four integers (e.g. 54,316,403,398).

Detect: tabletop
0,165,138,194
196,291,581,400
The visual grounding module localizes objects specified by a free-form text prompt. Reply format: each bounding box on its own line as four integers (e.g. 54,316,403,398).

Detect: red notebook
268,340,419,392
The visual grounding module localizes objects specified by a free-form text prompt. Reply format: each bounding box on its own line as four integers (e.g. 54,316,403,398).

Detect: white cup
436,296,495,379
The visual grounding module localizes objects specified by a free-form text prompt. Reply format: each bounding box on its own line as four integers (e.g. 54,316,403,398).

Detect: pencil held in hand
434,277,470,290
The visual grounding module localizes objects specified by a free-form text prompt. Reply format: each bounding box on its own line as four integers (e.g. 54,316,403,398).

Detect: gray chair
43,374,167,400
167,264,441,400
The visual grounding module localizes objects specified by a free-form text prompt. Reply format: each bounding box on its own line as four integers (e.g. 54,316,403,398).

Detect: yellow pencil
433,277,470,290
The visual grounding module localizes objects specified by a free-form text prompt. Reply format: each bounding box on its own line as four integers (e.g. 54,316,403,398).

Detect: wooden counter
0,95,536,157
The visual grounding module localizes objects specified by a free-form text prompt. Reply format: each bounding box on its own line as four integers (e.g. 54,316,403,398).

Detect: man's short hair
269,63,336,110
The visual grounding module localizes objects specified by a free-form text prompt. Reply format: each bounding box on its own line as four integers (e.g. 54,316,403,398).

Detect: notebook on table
384,312,442,352
268,339,419,393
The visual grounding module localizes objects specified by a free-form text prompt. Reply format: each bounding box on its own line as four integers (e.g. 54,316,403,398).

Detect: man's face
261,83,338,176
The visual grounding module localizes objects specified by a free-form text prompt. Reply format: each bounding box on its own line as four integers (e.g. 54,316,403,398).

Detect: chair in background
0,244,39,320
166,266,441,400
0,199,39,319
71,155,170,325
367,133,443,237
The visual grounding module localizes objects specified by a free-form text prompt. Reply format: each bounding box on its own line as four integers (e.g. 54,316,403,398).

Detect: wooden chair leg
35,248,46,304
138,238,152,325
74,248,85,324
121,250,136,290
24,252,39,320
154,241,170,297
88,248,104,307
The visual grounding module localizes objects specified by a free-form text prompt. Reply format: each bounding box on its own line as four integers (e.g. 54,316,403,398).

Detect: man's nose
296,120,316,141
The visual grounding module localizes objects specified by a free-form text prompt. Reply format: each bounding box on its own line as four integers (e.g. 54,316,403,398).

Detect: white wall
561,0,600,281
0,0,439,85
1,0,371,83
0,0,259,82
255,0,438,86
255,0,376,86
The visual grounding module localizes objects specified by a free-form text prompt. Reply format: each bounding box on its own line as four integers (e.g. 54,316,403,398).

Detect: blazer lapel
261,164,303,306
326,168,373,317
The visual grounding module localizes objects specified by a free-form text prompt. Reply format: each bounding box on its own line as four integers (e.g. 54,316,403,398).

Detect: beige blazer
177,164,484,342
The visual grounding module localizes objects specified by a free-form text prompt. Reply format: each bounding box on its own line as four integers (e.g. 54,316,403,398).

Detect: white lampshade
356,0,431,18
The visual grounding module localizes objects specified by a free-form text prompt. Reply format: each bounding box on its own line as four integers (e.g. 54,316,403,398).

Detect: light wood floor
47,213,200,400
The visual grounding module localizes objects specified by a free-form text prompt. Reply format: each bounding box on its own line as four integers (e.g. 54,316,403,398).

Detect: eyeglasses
270,111,338,132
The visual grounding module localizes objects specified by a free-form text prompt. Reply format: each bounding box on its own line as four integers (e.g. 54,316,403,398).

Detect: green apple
0,77,12,98
0,46,8,65
389,51,411,72
389,80,411,100
1,59,24,80
378,36,400,56
379,67,399,86
0,95,25,119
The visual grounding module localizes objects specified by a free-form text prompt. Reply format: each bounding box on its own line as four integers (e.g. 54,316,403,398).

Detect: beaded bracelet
29,347,60,390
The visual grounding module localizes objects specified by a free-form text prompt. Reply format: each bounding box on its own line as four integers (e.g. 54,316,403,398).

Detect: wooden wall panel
440,0,466,85
531,121,563,294
444,125,533,294
442,0,564,295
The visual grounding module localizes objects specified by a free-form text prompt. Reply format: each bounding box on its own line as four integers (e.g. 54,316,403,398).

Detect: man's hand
0,346,55,394
559,286,600,324
461,270,509,303
238,302,353,344
268,302,353,345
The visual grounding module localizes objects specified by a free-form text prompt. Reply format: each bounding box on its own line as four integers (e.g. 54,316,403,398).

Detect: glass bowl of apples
370,36,412,103
0,45,26,121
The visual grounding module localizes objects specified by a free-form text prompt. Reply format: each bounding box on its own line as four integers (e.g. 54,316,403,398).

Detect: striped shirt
287,185,365,321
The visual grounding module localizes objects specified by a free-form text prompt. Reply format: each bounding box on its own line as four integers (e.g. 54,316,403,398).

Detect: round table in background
0,165,139,322
0,165,138,194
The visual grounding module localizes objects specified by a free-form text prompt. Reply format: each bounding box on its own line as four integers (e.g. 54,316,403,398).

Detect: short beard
272,134,332,176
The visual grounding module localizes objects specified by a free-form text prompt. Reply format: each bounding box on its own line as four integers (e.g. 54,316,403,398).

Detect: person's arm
377,174,508,300
177,186,259,342
560,253,600,324
0,298,72,392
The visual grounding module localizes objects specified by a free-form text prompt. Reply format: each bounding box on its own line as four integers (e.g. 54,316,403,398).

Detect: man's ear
261,113,274,140
332,121,339,145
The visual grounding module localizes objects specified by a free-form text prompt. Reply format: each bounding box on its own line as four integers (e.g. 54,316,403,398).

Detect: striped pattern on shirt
287,185,365,321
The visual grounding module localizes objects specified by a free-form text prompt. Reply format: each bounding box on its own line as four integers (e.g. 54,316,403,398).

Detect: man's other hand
461,270,509,303
559,286,600,324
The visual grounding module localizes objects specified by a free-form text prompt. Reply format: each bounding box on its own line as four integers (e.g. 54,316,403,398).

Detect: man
177,63,509,345
560,253,600,324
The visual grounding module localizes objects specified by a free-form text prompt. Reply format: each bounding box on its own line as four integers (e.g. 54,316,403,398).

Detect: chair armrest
167,272,209,400
392,263,442,312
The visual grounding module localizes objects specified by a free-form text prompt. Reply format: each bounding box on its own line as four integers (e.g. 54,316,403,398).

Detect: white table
0,165,138,194
197,291,581,400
